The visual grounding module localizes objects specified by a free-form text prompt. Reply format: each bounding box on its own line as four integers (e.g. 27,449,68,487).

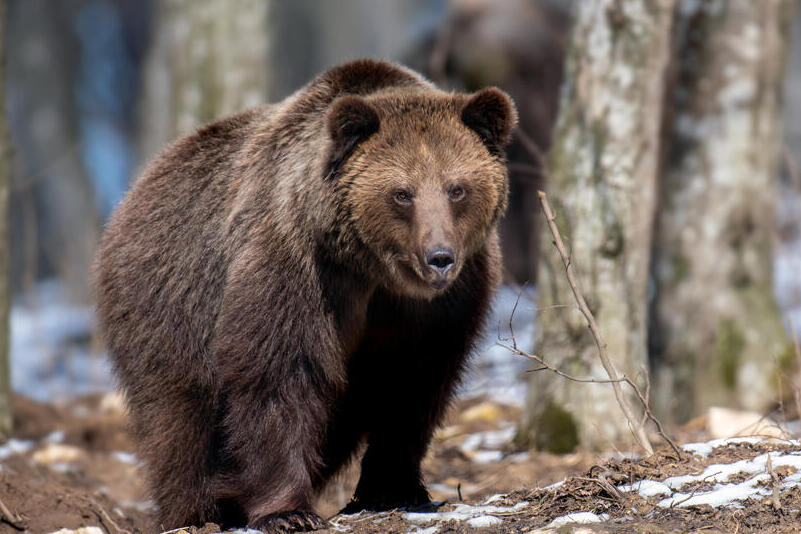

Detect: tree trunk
139,0,272,160
518,0,675,452
650,0,796,423
0,0,13,440
6,0,100,303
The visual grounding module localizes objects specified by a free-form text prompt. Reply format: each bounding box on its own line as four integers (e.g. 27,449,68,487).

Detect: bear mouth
429,278,449,290
415,257,457,292
395,259,454,295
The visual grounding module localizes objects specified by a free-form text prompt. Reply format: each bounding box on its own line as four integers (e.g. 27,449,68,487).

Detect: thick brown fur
94,59,516,532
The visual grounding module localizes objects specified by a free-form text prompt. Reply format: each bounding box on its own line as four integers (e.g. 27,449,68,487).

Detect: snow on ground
10,280,110,402
618,439,801,510
460,285,537,406
402,501,530,526
546,511,609,528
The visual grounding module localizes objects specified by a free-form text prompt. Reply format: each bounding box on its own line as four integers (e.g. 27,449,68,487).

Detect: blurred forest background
2,0,801,452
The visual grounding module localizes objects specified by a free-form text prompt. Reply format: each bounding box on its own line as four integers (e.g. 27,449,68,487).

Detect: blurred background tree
139,0,272,160
650,0,797,424
0,0,12,440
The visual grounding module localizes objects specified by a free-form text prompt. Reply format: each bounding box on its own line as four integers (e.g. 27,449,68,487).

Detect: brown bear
94,59,516,532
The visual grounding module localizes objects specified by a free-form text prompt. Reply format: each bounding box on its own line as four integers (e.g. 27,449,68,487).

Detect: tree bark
0,0,14,440
650,0,796,423
139,0,272,159
518,0,675,451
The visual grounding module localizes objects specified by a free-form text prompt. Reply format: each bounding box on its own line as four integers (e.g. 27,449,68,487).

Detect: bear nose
425,247,455,275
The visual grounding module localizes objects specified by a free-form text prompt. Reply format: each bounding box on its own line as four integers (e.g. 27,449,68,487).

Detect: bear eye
448,186,466,201
394,190,413,205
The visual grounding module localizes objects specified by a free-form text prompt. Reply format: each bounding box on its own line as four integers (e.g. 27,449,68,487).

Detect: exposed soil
3,394,801,534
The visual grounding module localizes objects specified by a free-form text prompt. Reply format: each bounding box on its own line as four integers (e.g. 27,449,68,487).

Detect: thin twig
537,190,655,456
766,455,782,511
0,496,25,531
575,472,624,500
503,339,682,457
500,342,626,385
88,498,132,534
669,471,723,508
509,287,524,351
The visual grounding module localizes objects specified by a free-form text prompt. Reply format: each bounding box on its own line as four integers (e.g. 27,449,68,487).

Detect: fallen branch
88,498,132,534
0,496,24,531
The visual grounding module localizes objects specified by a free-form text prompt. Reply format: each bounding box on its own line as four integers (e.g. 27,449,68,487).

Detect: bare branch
536,190,655,456
501,342,627,385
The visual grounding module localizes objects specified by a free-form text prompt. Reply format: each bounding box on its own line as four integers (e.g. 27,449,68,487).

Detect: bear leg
131,390,219,530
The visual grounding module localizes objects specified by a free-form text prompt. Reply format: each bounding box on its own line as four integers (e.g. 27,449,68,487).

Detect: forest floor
3,393,801,534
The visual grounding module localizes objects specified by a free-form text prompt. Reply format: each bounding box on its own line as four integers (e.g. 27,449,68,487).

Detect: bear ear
461,88,518,156
325,95,380,179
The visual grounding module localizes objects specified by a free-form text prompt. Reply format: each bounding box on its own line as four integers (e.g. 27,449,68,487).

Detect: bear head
325,86,517,299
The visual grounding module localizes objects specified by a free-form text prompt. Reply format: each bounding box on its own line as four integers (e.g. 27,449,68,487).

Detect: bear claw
250,510,328,533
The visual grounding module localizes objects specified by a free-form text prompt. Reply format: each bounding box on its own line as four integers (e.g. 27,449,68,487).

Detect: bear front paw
250,510,328,533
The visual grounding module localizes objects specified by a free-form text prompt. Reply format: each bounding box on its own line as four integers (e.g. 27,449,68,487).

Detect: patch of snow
543,480,564,491
665,451,801,489
618,479,673,498
461,286,536,406
482,493,507,504
44,430,65,444
466,515,502,527
681,437,764,458
471,450,504,464
407,527,439,534
11,280,111,402
403,502,528,525
459,425,516,453
547,512,609,528
658,476,766,509
615,448,801,510
508,451,530,463
0,438,34,459
112,451,139,465
47,462,77,473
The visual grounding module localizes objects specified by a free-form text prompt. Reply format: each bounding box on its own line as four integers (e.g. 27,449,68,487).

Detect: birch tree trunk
139,0,272,159
0,0,13,440
650,0,796,423
518,0,675,451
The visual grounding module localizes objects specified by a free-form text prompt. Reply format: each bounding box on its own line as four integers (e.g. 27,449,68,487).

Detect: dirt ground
3,393,800,534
